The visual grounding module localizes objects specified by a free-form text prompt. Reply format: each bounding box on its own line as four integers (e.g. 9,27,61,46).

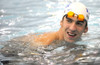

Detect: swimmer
11,2,89,47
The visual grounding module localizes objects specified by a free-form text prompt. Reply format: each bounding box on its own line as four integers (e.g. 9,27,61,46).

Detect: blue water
0,0,100,65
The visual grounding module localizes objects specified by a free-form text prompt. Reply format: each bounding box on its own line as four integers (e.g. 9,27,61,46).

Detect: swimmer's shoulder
33,32,59,45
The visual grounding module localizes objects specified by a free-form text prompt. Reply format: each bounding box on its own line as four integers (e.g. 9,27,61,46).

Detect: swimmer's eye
66,17,73,23
76,21,84,26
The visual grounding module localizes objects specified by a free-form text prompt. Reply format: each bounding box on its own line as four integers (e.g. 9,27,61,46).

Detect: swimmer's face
60,15,88,43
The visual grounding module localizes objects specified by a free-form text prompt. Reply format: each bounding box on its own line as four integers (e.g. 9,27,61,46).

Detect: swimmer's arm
10,32,59,46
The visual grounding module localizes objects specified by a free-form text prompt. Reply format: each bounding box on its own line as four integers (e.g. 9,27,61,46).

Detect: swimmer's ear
84,27,88,33
60,20,63,27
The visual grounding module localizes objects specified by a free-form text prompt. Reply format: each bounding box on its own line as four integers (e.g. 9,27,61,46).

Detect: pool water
0,0,100,65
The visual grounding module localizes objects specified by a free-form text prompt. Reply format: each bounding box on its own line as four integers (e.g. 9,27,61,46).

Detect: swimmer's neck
56,28,64,40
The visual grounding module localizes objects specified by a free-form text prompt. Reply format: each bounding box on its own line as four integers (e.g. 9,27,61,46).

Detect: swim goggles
66,11,85,21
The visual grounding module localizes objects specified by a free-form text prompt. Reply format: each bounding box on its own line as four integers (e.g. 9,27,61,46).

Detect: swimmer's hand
31,52,40,55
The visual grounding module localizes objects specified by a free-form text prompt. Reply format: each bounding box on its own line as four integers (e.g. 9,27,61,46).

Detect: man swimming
11,2,89,47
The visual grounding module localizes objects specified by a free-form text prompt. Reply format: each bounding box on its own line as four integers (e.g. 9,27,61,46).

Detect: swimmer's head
63,2,89,27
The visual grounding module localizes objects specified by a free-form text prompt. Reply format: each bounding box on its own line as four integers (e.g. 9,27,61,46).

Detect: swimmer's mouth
67,32,77,38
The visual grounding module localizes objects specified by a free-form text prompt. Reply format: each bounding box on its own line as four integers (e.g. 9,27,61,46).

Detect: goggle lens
67,11,85,21
67,11,75,17
77,14,84,21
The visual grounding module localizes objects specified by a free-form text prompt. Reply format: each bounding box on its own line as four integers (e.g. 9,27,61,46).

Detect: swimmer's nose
69,23,77,32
